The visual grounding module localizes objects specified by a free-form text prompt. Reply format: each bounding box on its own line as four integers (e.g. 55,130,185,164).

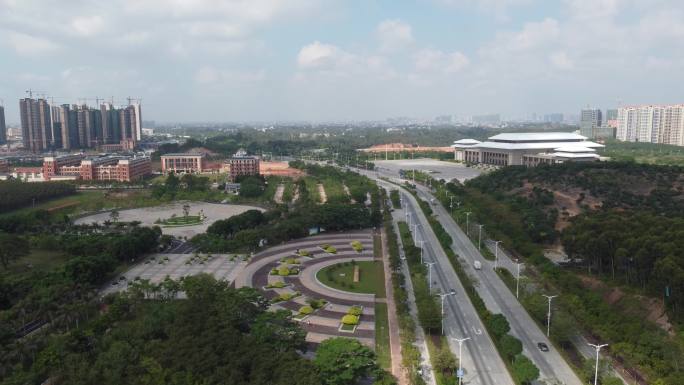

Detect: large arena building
451,132,604,166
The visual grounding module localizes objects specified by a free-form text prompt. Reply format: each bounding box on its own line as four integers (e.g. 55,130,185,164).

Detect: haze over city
2,0,684,122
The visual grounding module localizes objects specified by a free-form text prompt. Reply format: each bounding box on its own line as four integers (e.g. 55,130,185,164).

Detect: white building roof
552,146,597,153
488,132,588,142
453,139,482,145
551,152,601,159
475,141,604,151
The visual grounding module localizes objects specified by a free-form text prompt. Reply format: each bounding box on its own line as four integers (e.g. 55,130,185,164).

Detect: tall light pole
477,224,484,250
413,223,420,244
516,261,523,299
588,343,608,385
493,240,502,269
451,336,471,385
542,294,558,337
439,290,456,335
449,196,454,215
465,212,472,235
424,262,436,291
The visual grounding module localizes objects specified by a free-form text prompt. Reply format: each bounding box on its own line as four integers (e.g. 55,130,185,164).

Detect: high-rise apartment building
19,98,53,153
617,105,684,146
580,109,602,139
17,97,142,152
0,104,6,145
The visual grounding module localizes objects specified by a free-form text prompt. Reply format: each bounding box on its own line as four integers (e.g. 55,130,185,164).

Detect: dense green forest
1,221,162,382
2,274,392,385
0,181,76,214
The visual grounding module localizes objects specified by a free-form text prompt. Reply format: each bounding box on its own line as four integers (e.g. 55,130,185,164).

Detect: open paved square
102,253,247,295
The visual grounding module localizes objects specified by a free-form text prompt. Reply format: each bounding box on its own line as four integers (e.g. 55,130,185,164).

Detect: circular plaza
75,201,264,238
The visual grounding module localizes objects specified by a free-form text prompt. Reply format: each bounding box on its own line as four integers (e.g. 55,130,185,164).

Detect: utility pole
451,337,471,385
493,240,502,270
588,343,608,385
424,262,436,291
542,295,558,337
450,196,454,215
413,223,420,244
465,212,472,236
478,224,484,250
439,290,456,335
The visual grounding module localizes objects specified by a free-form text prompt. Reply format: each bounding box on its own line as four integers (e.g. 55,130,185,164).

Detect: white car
473,260,482,270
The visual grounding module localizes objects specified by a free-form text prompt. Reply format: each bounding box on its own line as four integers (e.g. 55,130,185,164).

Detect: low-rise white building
452,132,604,166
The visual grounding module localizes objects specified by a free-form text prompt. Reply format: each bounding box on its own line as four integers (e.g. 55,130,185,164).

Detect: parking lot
374,159,482,183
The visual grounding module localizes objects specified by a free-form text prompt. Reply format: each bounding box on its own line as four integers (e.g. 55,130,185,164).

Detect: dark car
537,342,549,352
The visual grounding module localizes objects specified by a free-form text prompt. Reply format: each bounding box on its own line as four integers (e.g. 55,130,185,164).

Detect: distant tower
0,102,6,145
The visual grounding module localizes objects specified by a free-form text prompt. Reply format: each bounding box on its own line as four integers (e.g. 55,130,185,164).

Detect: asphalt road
373,159,482,183
377,178,514,385
408,182,584,385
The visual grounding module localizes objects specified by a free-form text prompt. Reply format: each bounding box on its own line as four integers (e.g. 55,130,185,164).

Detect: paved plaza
102,253,247,295
76,201,264,238
374,159,482,183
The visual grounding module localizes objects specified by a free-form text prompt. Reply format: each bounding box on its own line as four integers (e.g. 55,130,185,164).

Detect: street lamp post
516,261,523,299
413,223,420,244
450,196,454,215
493,240,502,270
542,294,558,337
451,337,471,385
439,290,456,335
465,212,472,235
477,225,484,250
424,262,436,291
588,343,608,385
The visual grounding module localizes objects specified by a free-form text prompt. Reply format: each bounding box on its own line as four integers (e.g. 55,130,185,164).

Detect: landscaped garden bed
350,240,364,252
270,265,300,276
338,305,364,333
263,281,290,290
319,244,337,254
270,291,301,304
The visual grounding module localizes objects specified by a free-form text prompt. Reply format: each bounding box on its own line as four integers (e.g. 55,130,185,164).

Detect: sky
1,0,683,123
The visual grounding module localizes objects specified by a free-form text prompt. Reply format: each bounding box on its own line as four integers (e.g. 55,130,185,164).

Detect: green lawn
303,177,321,204
0,190,165,218
317,261,386,297
375,302,391,370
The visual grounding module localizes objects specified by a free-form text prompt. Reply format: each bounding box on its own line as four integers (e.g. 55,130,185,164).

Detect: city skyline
1,0,684,123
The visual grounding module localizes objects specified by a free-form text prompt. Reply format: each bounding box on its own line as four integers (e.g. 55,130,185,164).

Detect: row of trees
0,180,75,213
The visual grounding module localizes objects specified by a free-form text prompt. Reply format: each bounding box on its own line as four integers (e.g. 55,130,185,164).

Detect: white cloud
70,15,105,37
376,19,414,52
297,41,346,70
5,31,59,56
549,51,574,70
195,66,266,84
414,48,469,73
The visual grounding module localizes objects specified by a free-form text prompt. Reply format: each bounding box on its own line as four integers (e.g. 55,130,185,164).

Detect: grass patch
6,249,70,275
375,302,391,370
317,261,386,296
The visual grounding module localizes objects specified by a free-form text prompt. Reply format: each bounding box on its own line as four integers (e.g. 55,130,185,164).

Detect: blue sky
1,0,683,123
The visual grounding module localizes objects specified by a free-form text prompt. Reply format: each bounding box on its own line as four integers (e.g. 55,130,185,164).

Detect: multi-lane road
410,182,583,385
361,162,583,385
376,178,514,385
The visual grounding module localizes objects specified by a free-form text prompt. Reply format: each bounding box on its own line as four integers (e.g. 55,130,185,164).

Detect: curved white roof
453,139,482,145
489,132,588,142
476,141,604,150
552,146,596,153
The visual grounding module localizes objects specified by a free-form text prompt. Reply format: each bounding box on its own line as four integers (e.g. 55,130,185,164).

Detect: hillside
466,162,684,235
